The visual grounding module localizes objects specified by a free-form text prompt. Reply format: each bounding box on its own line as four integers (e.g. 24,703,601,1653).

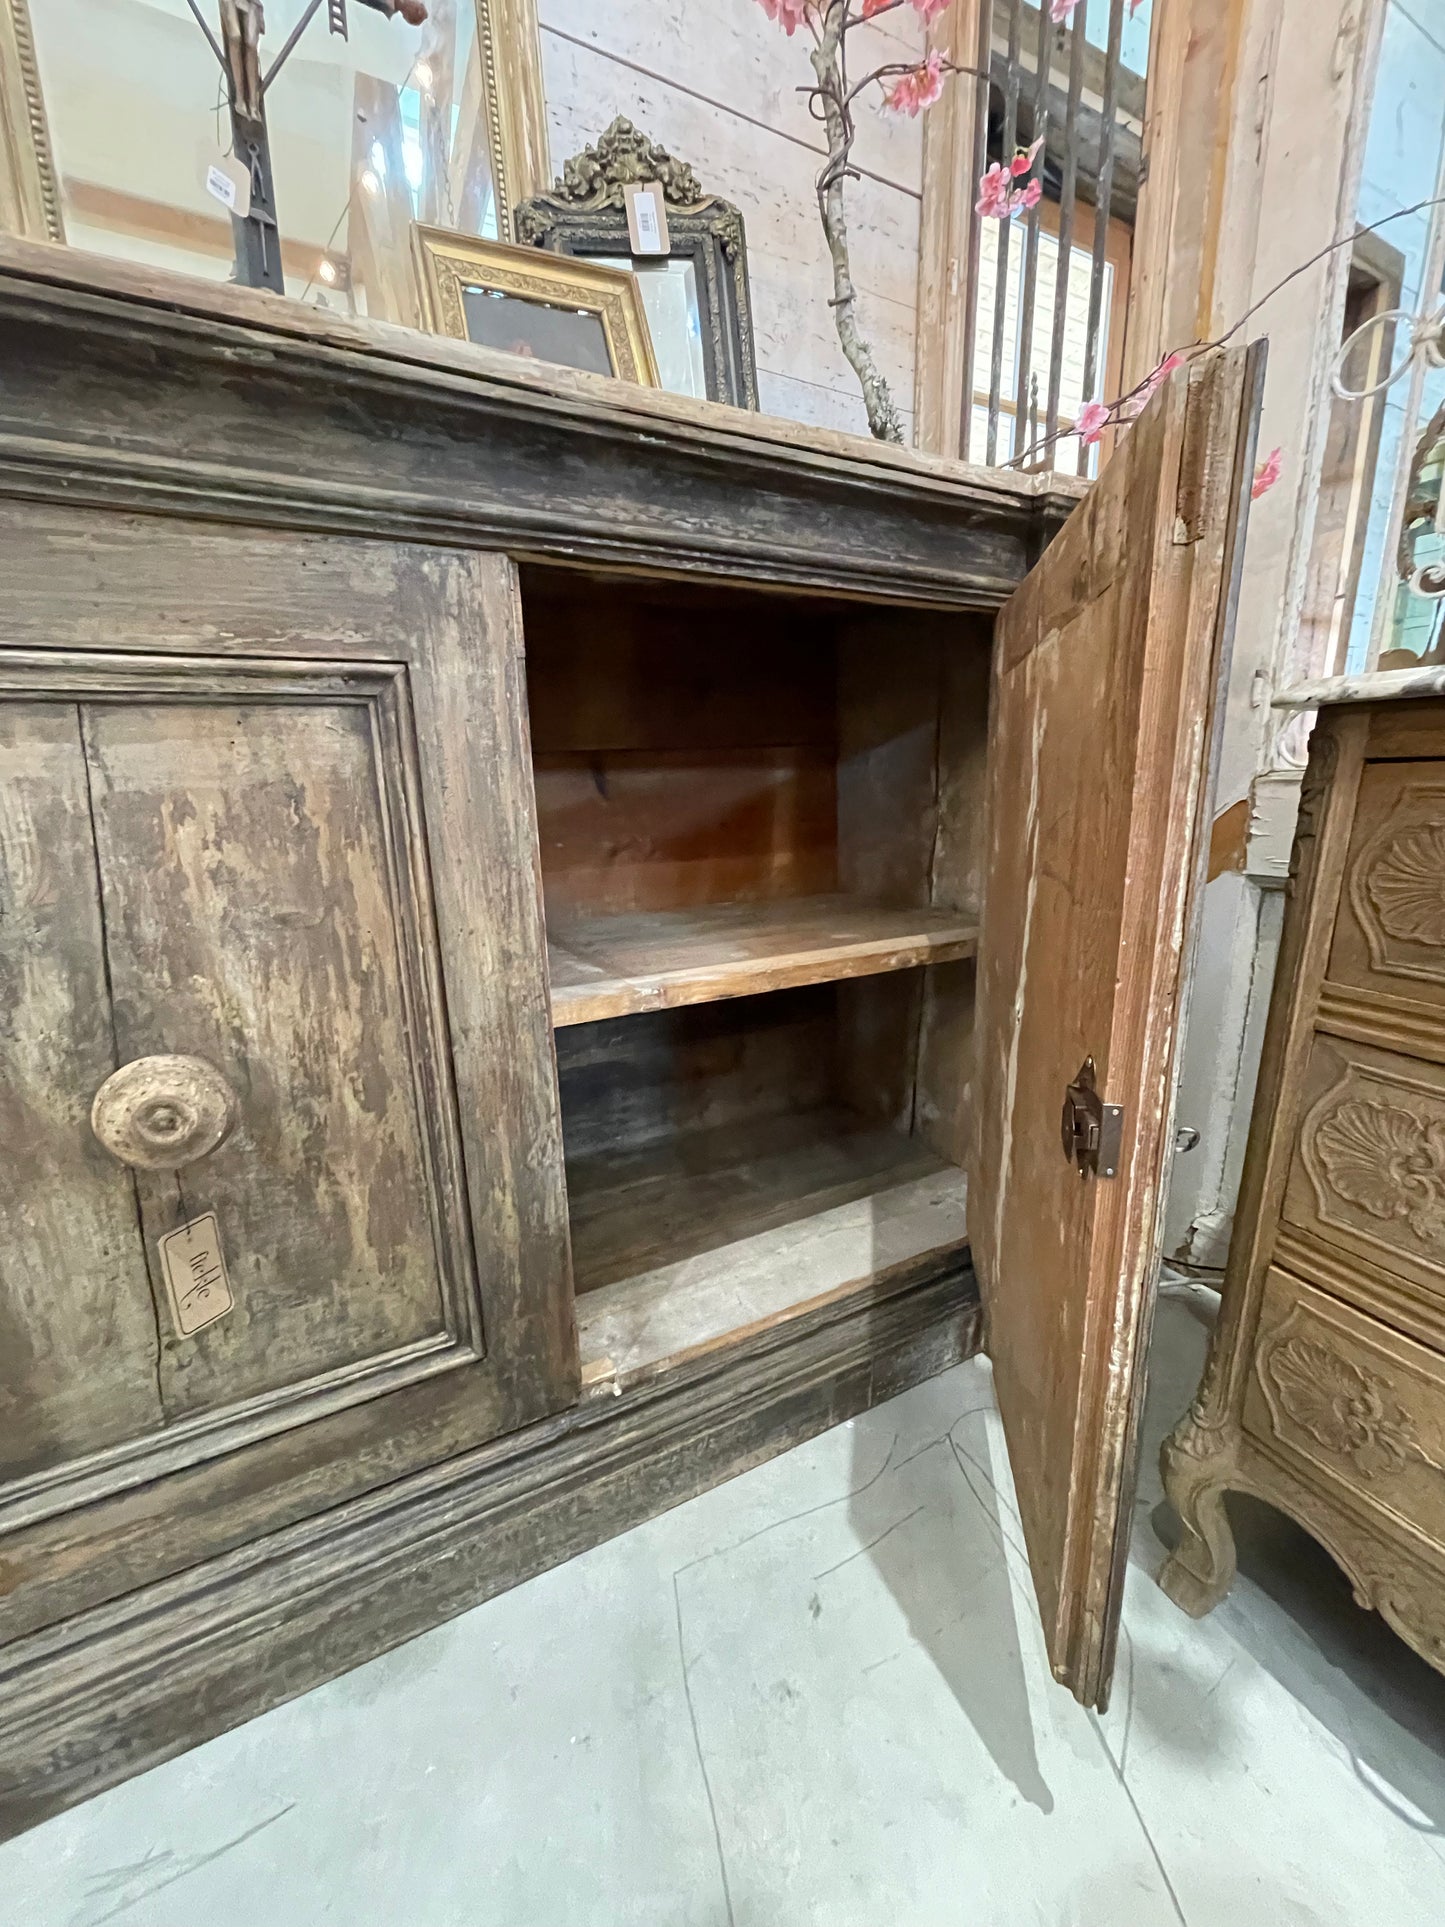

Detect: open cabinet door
970,345,1264,1707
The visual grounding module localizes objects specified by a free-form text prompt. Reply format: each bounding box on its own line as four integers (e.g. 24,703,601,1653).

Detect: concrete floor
5,1285,1445,1926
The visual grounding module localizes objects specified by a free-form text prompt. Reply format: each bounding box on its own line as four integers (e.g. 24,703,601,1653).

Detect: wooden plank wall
536,1,926,439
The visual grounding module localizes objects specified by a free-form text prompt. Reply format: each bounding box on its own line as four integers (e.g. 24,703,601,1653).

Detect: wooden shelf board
547,894,979,1027
569,1109,969,1386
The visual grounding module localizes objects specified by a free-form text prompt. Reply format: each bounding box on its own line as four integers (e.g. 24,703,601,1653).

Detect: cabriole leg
1157,1414,1239,1618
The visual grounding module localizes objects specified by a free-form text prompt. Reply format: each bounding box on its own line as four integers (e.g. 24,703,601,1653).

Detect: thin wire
1004,191,1445,469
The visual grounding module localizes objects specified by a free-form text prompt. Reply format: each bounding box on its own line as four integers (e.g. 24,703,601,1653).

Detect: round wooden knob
91,1055,239,1171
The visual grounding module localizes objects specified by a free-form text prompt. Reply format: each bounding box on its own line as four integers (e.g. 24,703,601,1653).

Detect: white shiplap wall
536,1,926,439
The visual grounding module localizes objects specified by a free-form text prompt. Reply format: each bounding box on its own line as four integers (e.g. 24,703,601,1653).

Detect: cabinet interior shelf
546,894,979,1028
569,1107,971,1385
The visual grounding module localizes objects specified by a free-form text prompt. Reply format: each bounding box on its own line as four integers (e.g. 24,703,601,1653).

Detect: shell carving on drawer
1350,795,1445,981
1365,824,1445,943
1263,1332,1425,1479
1301,1059,1445,1265
1312,1093,1445,1246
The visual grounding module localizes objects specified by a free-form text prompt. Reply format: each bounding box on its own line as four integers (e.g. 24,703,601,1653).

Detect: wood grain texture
0,706,160,1483
524,569,840,915
534,748,839,915
576,1155,969,1385
1243,1271,1445,1563
973,347,1259,1707
0,1259,981,1838
0,237,1079,610
566,1105,952,1294
0,536,577,1643
916,634,994,1168
1161,695,1445,1686
547,895,977,1026
81,701,450,1414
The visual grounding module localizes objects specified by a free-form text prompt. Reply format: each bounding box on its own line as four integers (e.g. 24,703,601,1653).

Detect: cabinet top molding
0,237,1082,607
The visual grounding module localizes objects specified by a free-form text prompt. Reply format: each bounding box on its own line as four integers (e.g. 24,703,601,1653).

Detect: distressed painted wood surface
575,1157,970,1385
0,530,576,1645
971,347,1259,1708
0,238,1079,611
0,1259,980,1837
0,707,160,1483
81,702,449,1415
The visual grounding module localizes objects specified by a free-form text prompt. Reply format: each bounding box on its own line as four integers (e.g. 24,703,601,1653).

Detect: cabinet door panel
0,533,575,1640
81,701,456,1414
0,707,160,1478
972,347,1262,1707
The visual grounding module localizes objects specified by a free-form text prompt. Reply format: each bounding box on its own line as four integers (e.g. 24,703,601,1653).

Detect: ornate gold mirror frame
0,0,63,243
0,0,547,258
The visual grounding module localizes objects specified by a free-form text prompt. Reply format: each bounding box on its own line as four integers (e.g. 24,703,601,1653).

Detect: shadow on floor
844,1289,1055,1813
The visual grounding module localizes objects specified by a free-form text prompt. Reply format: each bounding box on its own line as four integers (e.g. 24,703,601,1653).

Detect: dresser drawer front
1281,1033,1445,1311
1244,1270,1445,1560
1326,761,1445,1014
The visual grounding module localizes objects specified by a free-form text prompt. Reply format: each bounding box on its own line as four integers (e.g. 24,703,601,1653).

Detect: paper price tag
203,151,251,220
625,182,670,256
159,1212,234,1337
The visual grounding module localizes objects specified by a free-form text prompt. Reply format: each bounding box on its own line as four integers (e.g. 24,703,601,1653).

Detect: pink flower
912,0,952,18
1251,446,1283,499
1120,350,1187,420
1010,135,1044,177
976,150,1043,219
1051,0,1079,21
885,49,946,116
1076,401,1111,445
861,0,891,13
756,0,812,32
976,162,1013,218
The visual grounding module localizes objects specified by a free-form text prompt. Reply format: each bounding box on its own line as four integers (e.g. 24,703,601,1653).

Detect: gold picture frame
413,225,660,387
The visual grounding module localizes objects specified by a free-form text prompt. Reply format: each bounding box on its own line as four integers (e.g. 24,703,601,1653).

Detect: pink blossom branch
761,0,981,439
1003,190,1445,473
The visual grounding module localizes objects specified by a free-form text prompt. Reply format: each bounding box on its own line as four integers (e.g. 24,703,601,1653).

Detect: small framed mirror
516,118,758,411
413,226,660,385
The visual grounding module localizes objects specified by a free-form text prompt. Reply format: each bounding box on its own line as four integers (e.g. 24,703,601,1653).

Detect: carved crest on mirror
515,117,759,411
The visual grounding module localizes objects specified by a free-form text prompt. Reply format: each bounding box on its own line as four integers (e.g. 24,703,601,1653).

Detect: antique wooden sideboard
1162,686,1445,1675
0,237,1261,1831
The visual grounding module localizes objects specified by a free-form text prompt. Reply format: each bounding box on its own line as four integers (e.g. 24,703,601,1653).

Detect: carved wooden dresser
0,237,1264,1831
1162,687,1445,1674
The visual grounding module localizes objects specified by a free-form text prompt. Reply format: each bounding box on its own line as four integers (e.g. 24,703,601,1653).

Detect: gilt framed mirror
516,117,759,412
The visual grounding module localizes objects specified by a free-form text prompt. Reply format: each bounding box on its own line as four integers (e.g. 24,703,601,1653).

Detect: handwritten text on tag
159,1212,234,1337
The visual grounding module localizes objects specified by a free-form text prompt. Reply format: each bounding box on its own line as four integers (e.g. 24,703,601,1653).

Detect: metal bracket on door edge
1061,1057,1124,1180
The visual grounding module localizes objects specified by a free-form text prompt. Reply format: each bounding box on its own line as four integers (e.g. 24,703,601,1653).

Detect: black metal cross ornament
186,0,428,293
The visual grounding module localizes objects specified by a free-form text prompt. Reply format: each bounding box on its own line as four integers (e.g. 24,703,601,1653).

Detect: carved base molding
0,1266,980,1839
1160,1419,1445,1675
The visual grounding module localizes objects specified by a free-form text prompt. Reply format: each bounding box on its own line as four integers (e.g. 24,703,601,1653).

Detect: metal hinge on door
1061,1057,1124,1180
